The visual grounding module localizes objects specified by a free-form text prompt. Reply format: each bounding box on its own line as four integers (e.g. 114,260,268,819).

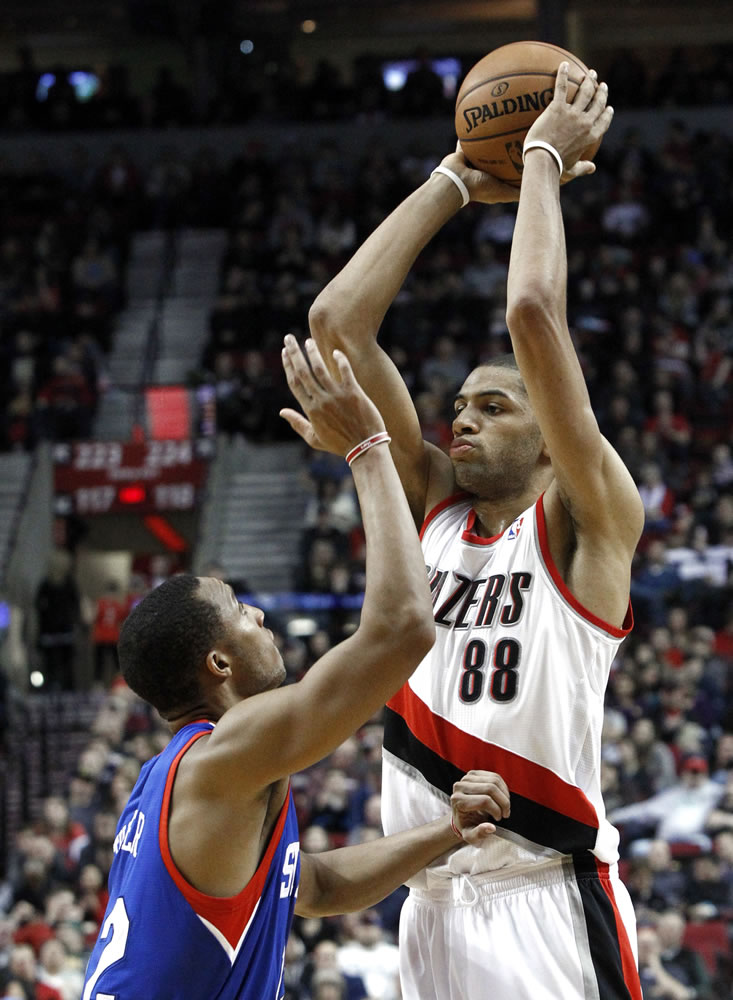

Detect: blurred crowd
1,81,733,998
0,152,126,450
1,43,733,132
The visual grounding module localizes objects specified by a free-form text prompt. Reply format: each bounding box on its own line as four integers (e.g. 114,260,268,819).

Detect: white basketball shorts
398,855,641,1000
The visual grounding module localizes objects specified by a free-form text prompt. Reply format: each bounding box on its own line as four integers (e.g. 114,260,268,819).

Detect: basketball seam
457,71,584,106
459,39,589,80
459,125,532,143
526,41,589,75
524,42,588,70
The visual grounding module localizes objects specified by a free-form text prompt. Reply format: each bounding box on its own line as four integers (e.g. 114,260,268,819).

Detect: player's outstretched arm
309,155,518,525
297,771,510,916
202,338,434,792
505,65,643,623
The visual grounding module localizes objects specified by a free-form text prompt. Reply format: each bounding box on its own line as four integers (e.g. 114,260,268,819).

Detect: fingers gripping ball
455,40,601,186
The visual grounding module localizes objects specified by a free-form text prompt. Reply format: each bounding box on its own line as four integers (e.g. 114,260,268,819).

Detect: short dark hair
481,352,520,373
118,575,223,714
476,353,526,392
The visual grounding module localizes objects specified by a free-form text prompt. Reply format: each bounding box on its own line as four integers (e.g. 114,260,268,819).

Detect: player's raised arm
309,150,519,525
202,337,435,791
505,64,644,623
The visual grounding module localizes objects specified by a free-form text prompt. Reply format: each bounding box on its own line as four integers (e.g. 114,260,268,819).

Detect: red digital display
117,485,147,505
53,440,213,516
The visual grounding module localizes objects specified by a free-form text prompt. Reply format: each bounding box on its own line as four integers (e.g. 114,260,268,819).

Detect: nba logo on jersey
507,516,524,540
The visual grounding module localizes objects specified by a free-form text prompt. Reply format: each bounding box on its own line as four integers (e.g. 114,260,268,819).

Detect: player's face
449,366,544,499
199,578,286,696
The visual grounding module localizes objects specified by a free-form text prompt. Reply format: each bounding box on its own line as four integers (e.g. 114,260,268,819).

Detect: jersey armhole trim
535,494,633,639
159,733,291,919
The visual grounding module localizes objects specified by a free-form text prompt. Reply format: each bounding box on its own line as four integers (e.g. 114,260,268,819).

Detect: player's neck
166,702,218,733
471,491,539,538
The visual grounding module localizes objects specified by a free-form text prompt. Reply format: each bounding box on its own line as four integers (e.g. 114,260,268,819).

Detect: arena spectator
629,718,679,796
631,540,685,626
399,48,445,117
609,753,725,856
638,461,676,536
5,940,63,999
90,581,130,688
34,799,87,880
36,938,83,1000
33,552,81,692
685,853,733,912
302,939,367,1000
656,909,714,1000
637,920,700,1000
336,910,400,1000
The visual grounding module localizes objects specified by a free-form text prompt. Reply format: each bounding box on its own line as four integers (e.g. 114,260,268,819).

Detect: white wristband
345,432,392,467
522,140,563,175
430,165,470,208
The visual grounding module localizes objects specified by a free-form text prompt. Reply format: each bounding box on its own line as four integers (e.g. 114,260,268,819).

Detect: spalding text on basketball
461,88,554,133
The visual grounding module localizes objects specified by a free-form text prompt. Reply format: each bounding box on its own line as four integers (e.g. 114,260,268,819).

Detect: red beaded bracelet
345,431,391,467
450,817,463,840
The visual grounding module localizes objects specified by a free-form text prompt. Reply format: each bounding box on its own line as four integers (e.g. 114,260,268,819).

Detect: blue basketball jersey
82,720,301,1000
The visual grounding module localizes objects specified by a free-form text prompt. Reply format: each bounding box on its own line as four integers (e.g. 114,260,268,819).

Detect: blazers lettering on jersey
429,568,533,629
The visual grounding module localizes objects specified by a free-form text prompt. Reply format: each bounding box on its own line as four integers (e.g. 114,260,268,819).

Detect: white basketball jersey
382,493,632,886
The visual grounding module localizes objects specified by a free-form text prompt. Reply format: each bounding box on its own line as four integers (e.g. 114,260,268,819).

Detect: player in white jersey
310,65,645,1000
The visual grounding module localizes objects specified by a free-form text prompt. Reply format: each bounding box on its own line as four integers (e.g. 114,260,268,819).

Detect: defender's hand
451,769,511,845
280,335,386,457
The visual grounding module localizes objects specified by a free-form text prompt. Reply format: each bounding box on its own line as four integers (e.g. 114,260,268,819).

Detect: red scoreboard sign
53,439,213,516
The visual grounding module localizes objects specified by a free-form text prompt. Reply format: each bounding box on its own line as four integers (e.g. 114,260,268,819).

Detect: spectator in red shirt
34,799,88,878
644,388,692,461
715,610,733,658
3,943,62,1000
91,580,131,688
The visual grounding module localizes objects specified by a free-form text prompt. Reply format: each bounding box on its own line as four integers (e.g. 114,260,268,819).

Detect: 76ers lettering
280,842,299,898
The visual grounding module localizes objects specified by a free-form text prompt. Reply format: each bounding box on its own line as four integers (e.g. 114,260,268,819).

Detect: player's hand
524,63,613,180
451,769,511,845
438,144,520,204
280,334,386,457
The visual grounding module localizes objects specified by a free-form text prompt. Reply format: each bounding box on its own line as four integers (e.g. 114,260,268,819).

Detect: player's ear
205,650,231,679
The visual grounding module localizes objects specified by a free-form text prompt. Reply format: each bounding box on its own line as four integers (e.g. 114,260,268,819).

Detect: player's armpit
545,436,644,559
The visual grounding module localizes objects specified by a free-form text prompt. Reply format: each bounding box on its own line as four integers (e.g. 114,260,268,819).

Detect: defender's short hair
118,575,223,714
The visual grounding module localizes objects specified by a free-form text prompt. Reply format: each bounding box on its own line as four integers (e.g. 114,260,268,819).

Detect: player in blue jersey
82,335,510,1000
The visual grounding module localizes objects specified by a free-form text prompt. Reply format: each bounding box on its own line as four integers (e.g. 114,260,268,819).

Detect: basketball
455,40,601,186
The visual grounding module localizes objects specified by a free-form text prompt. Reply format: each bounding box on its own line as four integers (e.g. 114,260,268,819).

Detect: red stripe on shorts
594,860,643,1000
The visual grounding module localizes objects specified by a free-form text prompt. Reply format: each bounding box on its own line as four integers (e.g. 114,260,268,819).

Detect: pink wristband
345,432,391,467
450,817,463,840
